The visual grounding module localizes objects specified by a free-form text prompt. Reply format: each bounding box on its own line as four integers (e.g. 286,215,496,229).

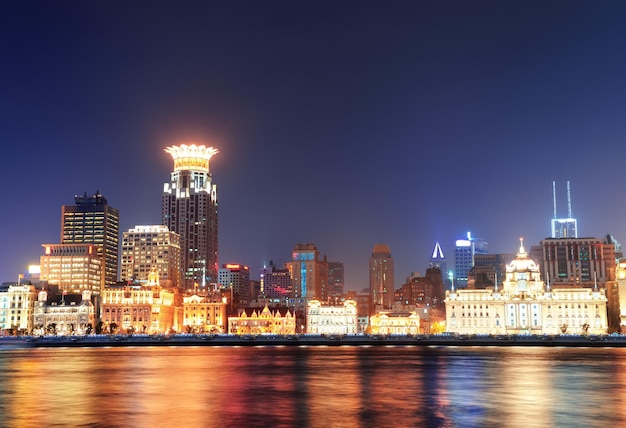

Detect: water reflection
0,346,625,427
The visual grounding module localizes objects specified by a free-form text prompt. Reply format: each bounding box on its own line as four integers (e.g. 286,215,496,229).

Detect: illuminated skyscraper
551,180,578,238
285,243,329,301
61,191,119,286
162,144,219,290
454,232,488,288
218,264,251,305
369,244,394,312
120,225,182,289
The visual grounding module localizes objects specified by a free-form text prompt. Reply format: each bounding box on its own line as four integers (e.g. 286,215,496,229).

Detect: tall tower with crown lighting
162,144,219,291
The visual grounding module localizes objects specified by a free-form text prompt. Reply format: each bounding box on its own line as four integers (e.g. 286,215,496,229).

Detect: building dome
503,238,543,296
506,238,540,274
372,244,392,256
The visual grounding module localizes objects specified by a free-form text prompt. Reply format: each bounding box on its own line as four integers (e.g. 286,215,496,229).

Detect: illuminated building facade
446,240,608,335
228,306,296,335
259,262,293,301
531,236,619,332
39,244,103,294
121,225,182,289
454,232,488,288
369,244,394,312
162,144,219,290
369,310,420,335
182,293,227,333
285,244,329,301
0,285,38,333
306,299,358,334
61,191,119,286
100,269,181,334
33,289,95,335
218,264,250,305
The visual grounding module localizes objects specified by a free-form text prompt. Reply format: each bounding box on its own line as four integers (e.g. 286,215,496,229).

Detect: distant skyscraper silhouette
369,244,394,312
162,144,219,290
327,261,345,298
61,191,119,286
551,180,578,238
430,242,448,288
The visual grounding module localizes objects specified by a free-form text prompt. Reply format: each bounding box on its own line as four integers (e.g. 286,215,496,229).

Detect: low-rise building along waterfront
0,285,38,334
306,299,358,334
33,289,95,336
228,305,296,335
100,269,181,334
182,292,227,333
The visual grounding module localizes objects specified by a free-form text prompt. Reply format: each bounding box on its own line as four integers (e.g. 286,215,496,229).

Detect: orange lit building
369,310,420,335
182,292,228,333
39,243,103,295
228,305,295,335
100,269,181,334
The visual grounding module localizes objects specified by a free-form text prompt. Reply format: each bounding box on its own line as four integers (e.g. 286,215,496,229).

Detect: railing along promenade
2,333,626,348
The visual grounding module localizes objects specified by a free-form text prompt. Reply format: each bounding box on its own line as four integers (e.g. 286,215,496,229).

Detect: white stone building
446,239,608,335
306,299,358,334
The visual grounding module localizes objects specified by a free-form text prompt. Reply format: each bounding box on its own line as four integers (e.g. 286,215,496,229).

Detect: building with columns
100,268,181,334
182,292,228,333
33,289,96,336
306,299,358,334
369,310,420,335
446,239,608,335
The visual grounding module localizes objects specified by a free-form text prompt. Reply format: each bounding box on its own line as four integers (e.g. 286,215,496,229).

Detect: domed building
445,239,608,335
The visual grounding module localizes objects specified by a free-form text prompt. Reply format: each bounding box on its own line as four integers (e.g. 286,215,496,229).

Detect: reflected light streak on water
0,345,625,427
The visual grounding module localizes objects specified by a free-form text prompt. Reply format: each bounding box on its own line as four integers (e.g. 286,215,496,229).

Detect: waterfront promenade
2,333,626,348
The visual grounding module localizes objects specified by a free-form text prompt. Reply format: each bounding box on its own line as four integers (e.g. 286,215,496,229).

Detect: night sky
2,2,626,290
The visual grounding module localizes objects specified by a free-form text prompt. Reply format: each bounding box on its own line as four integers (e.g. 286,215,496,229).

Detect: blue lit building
285,243,329,301
454,232,488,289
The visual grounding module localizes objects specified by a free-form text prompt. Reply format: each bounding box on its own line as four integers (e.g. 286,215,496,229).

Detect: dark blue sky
2,1,626,290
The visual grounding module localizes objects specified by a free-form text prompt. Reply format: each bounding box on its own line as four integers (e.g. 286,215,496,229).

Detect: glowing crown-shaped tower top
165,144,219,173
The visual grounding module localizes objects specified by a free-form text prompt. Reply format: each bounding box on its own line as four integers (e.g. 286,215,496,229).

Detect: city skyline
2,2,626,290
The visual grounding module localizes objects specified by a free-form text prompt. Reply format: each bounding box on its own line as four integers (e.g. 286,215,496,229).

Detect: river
0,345,624,427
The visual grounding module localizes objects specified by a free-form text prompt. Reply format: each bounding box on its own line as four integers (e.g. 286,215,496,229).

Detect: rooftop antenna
552,180,557,219
567,180,573,218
